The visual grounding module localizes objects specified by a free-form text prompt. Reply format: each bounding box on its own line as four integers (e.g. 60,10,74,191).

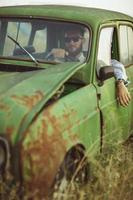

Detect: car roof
0,5,132,27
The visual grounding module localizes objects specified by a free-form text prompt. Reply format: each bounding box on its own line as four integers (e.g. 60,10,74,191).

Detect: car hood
0,62,83,143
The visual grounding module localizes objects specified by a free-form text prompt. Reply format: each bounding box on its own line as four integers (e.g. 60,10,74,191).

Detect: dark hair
64,24,85,36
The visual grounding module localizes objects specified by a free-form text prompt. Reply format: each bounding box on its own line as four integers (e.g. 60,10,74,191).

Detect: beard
66,44,82,57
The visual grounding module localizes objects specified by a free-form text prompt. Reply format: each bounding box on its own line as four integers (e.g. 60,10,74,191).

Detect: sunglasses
65,36,82,43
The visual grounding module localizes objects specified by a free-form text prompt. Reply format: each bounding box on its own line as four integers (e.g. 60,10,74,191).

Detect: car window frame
96,23,119,78
0,16,92,65
118,21,133,67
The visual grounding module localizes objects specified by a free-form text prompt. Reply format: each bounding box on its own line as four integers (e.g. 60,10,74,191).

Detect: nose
69,40,75,44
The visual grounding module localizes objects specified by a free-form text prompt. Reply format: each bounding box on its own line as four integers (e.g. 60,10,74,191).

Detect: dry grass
53,142,133,200
0,142,133,200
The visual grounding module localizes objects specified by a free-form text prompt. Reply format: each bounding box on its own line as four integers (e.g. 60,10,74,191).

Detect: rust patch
11,90,44,109
0,102,10,111
21,123,67,196
20,102,79,197
43,103,77,131
6,127,14,139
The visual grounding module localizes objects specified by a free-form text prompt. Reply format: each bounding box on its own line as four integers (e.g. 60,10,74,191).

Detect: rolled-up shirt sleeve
111,59,127,81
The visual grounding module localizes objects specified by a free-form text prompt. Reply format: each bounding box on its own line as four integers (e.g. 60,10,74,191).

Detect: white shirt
111,59,127,81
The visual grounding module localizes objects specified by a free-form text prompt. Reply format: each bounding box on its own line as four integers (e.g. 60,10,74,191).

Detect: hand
116,81,131,106
50,48,66,58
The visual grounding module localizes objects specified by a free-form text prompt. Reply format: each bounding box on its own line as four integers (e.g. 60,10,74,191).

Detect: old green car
0,5,133,197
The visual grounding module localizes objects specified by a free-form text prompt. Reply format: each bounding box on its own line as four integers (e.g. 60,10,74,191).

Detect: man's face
64,30,83,56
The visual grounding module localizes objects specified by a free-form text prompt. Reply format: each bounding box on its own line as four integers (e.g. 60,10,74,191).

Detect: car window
0,18,90,64
3,22,32,56
119,25,133,65
33,29,47,53
97,27,114,74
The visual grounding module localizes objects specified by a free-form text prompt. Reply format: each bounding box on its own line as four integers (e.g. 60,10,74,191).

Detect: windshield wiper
7,35,39,66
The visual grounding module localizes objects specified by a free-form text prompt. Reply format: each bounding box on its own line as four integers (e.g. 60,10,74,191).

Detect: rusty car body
0,5,133,197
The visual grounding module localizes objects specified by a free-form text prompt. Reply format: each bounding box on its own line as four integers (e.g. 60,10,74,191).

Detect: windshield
0,18,90,64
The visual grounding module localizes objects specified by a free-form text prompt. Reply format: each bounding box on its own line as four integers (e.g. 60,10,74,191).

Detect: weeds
0,143,133,200
53,143,133,200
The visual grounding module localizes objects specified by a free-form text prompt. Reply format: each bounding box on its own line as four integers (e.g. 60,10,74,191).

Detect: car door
95,25,133,148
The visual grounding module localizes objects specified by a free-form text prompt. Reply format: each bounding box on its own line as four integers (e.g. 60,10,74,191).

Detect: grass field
0,141,133,200
52,141,133,200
